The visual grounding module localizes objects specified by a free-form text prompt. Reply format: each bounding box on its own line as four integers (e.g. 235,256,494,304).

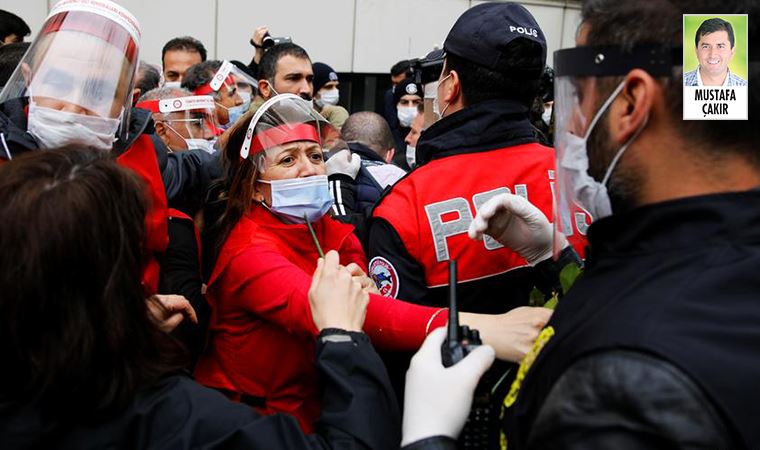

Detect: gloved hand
401,327,496,446
468,193,567,265
325,149,361,179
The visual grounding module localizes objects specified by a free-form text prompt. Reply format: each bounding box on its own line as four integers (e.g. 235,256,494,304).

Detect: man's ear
258,79,271,99
610,69,656,145
385,147,395,164
443,69,462,105
154,121,171,145
131,88,141,106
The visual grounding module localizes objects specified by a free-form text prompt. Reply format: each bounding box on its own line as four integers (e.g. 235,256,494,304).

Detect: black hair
258,43,311,82
161,36,208,67
181,60,222,98
443,38,544,107
0,148,185,421
581,0,758,166
0,10,30,41
341,111,395,158
695,17,736,48
0,41,28,87
390,60,411,77
135,61,161,96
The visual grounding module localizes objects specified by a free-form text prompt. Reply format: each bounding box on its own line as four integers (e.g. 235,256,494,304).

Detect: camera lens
262,35,274,49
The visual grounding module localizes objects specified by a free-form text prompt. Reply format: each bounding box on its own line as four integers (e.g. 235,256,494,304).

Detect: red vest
374,143,588,289
116,135,169,295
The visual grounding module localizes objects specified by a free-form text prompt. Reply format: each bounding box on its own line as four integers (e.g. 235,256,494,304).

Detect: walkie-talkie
441,260,482,366
442,259,509,449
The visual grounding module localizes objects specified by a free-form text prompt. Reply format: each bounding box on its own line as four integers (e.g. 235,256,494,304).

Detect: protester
181,60,248,130
312,62,349,128
137,87,218,154
162,36,206,86
133,61,161,105
256,43,313,105
193,94,552,432
0,10,29,45
0,0,177,296
471,0,760,448
327,111,406,241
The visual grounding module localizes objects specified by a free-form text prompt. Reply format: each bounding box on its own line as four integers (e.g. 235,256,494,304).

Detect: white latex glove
325,149,361,179
401,327,496,446
468,193,567,265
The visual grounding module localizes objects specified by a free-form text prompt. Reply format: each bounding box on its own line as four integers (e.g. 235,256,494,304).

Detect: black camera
408,49,446,86
262,32,292,49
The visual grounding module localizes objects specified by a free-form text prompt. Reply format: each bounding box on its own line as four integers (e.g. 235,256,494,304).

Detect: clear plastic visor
0,13,137,120
552,74,601,257
240,94,338,173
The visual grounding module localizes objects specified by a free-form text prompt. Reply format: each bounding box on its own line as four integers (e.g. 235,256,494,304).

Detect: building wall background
2,0,581,111
4,0,581,71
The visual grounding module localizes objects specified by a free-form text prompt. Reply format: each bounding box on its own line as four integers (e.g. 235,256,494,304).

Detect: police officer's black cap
442,2,546,74
393,78,424,105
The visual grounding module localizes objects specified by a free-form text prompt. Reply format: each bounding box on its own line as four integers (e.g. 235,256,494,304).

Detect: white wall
0,0,581,72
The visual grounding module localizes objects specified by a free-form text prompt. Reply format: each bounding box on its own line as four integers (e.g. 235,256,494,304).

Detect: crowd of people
0,0,758,448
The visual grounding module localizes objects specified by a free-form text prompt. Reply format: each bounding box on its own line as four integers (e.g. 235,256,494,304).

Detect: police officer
367,2,586,313
476,0,760,448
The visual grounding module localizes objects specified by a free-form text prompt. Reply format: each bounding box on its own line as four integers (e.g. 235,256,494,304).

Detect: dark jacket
329,142,406,243
512,191,760,449
0,330,401,450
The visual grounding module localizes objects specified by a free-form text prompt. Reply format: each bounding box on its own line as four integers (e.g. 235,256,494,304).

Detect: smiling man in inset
684,18,746,86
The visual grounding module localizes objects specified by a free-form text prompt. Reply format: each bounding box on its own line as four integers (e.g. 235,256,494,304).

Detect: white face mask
163,81,182,89
397,106,417,128
559,81,648,220
542,105,553,125
259,174,334,223
406,144,416,169
319,89,339,106
186,138,216,154
27,102,120,151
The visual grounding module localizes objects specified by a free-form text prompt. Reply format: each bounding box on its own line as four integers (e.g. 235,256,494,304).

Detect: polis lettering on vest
425,185,529,262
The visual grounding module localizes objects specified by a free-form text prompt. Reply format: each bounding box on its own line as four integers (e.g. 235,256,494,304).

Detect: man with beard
472,0,760,448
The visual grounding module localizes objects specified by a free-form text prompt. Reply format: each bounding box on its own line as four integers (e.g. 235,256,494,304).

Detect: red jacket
116,134,169,295
194,204,447,432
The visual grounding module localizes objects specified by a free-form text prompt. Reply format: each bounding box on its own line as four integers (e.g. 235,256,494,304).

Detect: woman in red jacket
194,94,552,432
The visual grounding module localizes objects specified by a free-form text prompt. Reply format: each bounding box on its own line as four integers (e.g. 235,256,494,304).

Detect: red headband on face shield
194,75,235,96
251,123,320,154
41,11,138,64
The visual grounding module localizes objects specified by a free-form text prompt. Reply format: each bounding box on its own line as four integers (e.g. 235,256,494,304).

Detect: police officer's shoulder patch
369,256,400,298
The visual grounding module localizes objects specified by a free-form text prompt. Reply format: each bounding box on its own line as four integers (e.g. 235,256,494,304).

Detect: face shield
192,60,254,127
240,93,339,173
552,44,679,256
0,0,140,142
136,95,219,152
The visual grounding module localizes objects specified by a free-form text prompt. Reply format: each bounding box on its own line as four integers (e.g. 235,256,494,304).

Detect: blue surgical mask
259,174,334,223
217,102,247,128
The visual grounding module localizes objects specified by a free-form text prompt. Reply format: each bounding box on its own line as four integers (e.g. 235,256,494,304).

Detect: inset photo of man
683,14,748,120
684,17,747,86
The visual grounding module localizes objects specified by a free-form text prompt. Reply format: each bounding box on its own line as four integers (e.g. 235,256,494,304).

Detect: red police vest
373,143,588,289
116,135,169,295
